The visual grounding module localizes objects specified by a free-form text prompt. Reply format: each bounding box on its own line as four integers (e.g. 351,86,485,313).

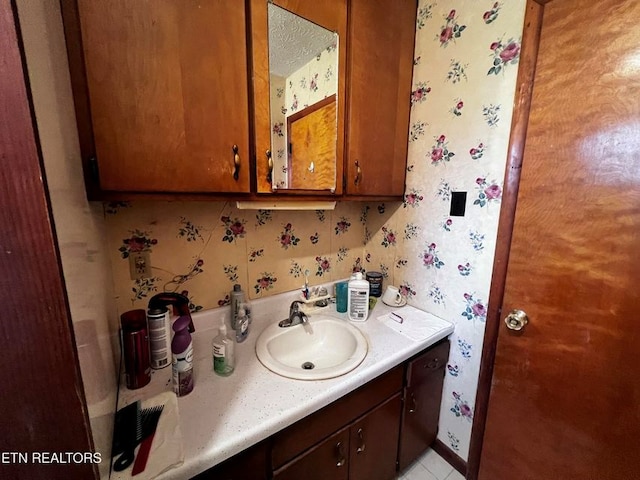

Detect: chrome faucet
278,301,309,327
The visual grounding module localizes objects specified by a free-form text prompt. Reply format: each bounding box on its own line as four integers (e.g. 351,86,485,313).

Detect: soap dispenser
213,319,235,376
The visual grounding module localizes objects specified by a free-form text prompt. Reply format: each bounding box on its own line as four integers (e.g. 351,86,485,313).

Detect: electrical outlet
129,252,152,280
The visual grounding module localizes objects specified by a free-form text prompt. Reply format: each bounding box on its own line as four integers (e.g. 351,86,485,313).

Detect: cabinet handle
356,428,366,454
425,358,440,369
232,144,240,181
354,160,361,185
266,149,273,183
408,392,417,414
335,441,346,467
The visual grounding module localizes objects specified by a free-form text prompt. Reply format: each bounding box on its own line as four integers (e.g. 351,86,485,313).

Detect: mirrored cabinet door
251,0,346,195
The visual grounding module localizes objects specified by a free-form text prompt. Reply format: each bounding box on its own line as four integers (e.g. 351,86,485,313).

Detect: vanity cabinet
398,340,450,471
274,394,401,480
61,0,252,199
272,367,403,480
345,0,417,197
192,340,449,479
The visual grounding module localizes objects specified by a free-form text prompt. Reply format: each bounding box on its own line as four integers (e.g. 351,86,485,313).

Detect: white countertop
117,285,453,479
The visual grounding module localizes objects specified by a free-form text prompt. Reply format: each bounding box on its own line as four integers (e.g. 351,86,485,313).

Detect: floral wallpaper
103,0,526,464
270,42,338,188
104,201,364,315
364,0,526,460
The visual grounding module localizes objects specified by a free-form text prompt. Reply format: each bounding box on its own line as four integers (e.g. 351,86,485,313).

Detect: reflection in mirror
268,3,338,191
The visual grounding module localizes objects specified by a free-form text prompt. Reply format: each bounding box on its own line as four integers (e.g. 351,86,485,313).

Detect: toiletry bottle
146,306,171,369
235,304,249,343
171,315,194,396
230,284,245,329
348,272,370,322
213,320,235,376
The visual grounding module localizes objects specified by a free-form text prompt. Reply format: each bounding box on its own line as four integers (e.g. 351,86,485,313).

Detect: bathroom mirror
267,3,339,191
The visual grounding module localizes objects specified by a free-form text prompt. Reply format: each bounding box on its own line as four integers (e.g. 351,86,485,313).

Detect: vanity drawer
405,340,449,388
271,365,403,469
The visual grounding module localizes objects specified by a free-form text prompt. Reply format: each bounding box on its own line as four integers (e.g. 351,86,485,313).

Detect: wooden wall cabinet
62,0,417,201
398,340,450,471
345,0,417,197
62,0,252,199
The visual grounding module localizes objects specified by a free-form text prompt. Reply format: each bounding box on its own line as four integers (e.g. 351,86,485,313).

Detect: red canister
121,309,151,390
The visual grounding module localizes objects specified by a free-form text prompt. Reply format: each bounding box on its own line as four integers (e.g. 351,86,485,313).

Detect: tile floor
397,448,465,480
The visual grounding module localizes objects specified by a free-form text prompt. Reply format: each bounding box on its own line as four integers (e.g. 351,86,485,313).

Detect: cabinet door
349,393,402,480
345,0,416,196
397,341,450,471
69,0,251,194
273,426,350,480
192,441,268,480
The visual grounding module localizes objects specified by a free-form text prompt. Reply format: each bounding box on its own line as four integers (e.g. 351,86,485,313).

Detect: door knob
504,309,529,331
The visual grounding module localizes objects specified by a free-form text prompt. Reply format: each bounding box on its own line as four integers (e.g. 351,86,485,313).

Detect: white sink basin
255,315,368,380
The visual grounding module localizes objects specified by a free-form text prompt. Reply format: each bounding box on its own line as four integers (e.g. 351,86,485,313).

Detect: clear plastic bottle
230,284,245,330
213,320,235,376
235,304,249,343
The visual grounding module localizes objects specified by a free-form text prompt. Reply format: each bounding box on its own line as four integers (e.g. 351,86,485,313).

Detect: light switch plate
129,252,152,280
450,191,467,216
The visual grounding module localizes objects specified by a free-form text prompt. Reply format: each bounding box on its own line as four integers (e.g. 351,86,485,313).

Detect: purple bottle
171,316,194,396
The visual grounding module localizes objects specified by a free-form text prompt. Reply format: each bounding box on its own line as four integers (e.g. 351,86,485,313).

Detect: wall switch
450,191,467,216
129,252,152,280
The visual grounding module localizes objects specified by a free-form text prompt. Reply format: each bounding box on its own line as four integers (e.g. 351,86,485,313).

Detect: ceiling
268,4,337,78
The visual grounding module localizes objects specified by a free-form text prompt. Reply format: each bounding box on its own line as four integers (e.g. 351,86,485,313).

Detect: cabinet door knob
356,428,366,454
354,160,361,185
408,391,417,414
232,144,240,181
335,441,346,467
266,149,273,183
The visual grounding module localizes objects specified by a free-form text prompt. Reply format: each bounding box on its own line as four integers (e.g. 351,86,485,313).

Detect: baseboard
432,439,467,477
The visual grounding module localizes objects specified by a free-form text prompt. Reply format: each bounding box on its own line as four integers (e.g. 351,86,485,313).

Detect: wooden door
349,394,402,480
477,0,640,478
345,0,415,197
64,0,251,195
0,1,96,477
288,96,337,190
